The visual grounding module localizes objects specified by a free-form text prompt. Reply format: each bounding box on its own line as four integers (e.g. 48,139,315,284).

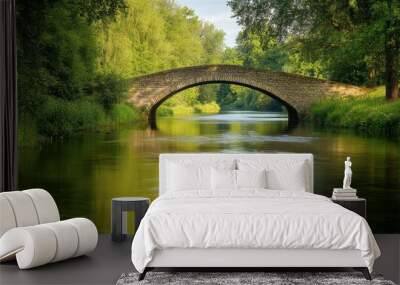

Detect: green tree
217,84,237,108
95,0,225,114
200,22,225,64
17,0,226,138
79,0,126,23
228,0,400,100
198,84,219,103
222,48,243,65
214,29,288,111
17,0,126,112
236,31,287,71
95,0,225,77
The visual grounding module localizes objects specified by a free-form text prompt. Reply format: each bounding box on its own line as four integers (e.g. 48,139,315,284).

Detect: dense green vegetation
196,26,327,113
309,86,400,136
17,0,224,142
17,0,127,143
227,0,400,135
228,0,400,99
17,0,400,140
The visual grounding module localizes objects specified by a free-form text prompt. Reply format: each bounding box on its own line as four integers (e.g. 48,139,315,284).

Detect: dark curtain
0,0,17,192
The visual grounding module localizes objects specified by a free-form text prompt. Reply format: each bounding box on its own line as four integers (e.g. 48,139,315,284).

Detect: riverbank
18,98,141,146
18,98,221,146
157,102,220,117
309,86,400,137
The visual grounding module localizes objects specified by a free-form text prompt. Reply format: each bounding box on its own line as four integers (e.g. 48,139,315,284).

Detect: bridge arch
147,80,299,129
127,65,366,129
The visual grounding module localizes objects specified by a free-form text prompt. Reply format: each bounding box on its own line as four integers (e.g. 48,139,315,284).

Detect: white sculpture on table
343,156,353,189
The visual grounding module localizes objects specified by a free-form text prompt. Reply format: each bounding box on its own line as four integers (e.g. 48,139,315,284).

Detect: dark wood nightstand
111,197,150,242
331,198,366,219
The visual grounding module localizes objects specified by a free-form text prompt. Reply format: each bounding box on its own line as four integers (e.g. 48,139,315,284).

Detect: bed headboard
159,153,314,195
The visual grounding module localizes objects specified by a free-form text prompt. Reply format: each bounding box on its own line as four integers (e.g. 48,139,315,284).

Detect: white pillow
211,168,236,191
167,162,211,191
166,159,236,192
236,169,267,189
238,159,307,191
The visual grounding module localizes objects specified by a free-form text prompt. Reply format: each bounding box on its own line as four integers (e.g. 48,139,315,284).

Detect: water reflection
19,111,400,233
191,111,288,122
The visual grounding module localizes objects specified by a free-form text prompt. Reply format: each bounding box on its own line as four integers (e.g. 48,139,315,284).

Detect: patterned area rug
116,272,396,285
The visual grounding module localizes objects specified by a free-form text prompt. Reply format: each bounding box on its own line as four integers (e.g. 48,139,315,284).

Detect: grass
309,86,400,136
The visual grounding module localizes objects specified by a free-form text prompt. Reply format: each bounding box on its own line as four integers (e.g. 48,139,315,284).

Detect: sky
176,0,241,47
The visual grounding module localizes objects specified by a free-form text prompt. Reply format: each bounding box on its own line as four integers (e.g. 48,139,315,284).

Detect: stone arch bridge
127,65,366,129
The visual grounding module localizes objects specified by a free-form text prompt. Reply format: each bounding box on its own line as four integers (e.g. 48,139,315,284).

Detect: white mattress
131,190,380,273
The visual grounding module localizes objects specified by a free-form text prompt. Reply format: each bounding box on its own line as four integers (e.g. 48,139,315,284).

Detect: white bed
131,153,380,280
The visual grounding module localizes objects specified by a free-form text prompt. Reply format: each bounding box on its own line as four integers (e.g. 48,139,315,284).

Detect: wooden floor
0,234,399,285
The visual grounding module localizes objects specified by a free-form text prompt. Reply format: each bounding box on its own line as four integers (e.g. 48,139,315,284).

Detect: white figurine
343,156,353,189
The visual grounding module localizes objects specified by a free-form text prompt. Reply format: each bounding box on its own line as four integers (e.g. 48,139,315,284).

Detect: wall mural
17,0,400,234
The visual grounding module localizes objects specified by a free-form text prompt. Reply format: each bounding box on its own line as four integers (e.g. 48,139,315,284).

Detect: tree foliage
95,0,224,78
17,0,225,138
79,0,127,23
214,30,288,112
228,0,400,99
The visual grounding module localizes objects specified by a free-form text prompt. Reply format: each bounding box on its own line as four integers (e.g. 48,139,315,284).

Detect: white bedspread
131,190,380,273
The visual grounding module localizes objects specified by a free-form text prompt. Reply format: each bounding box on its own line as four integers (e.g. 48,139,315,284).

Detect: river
19,111,400,233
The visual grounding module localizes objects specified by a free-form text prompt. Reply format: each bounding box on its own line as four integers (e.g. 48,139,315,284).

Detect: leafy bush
26,96,141,140
111,103,141,123
156,105,173,117
158,102,220,117
170,105,194,116
91,74,126,111
37,97,107,138
37,99,76,138
194,102,220,114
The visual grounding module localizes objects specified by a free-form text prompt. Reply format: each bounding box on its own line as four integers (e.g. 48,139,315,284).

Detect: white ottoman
0,189,98,269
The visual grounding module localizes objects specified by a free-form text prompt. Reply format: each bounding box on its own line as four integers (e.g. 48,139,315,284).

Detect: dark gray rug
116,272,396,285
